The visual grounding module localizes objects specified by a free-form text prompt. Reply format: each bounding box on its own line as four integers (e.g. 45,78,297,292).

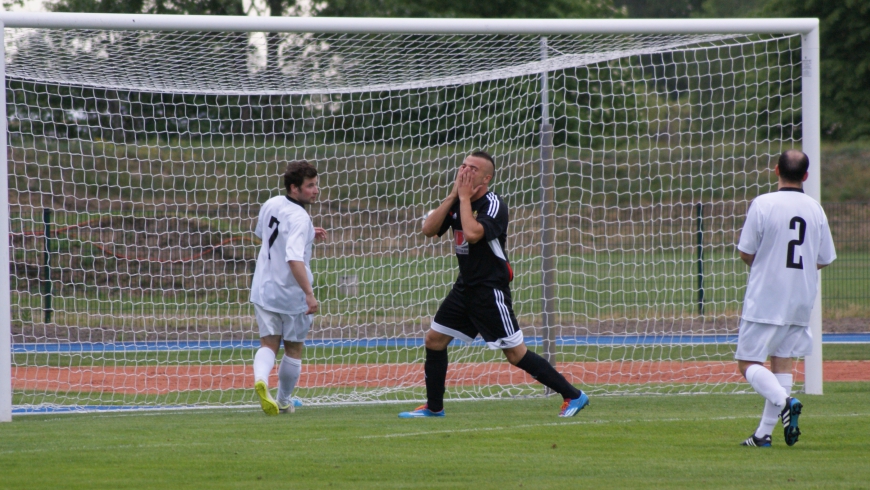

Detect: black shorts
431,285,523,349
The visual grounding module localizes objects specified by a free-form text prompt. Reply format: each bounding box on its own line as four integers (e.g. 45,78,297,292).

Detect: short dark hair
470,150,495,173
777,150,809,184
283,161,318,193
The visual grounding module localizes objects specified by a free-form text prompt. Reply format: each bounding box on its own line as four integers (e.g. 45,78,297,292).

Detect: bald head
777,150,809,184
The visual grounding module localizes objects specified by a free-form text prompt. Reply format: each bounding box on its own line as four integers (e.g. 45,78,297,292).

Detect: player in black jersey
399,151,590,418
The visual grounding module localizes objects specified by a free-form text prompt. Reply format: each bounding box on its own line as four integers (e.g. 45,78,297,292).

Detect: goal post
0,14,822,418
801,26,823,395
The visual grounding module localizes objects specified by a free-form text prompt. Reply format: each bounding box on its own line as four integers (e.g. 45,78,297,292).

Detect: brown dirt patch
12,361,870,395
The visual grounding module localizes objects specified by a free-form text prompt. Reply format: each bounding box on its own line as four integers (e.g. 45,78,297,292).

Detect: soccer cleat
278,399,304,414
741,434,772,447
398,404,445,418
254,379,279,416
559,392,590,417
780,396,803,446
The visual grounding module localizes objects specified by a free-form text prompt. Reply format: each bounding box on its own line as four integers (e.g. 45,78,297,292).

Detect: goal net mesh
5,27,803,411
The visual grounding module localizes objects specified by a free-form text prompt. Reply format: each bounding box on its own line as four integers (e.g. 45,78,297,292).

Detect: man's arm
421,194,457,237
422,169,462,237
288,260,317,314
458,199,485,243
739,251,754,267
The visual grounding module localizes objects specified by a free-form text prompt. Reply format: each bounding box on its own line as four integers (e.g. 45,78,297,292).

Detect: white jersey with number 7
250,195,315,315
737,189,837,326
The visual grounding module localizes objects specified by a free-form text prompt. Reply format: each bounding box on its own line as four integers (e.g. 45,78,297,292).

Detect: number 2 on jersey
786,216,806,270
267,216,280,259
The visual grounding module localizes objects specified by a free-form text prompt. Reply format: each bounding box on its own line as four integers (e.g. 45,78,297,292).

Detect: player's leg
753,357,794,439
736,320,795,444
276,341,303,413
473,286,588,417
507,343,589,417
399,288,476,418
769,325,813,446
736,320,789,407
276,312,313,413
398,329,456,418
252,304,283,415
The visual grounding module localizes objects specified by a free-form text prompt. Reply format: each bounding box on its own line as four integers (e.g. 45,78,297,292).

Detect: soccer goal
0,14,822,419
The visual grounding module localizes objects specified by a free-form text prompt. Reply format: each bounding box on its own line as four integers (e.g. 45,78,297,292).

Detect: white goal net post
0,14,821,420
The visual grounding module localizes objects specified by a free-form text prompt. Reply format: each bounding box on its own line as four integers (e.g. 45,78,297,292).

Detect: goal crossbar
0,13,818,35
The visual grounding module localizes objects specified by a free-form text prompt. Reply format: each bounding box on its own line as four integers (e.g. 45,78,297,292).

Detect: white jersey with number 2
737,189,837,326
250,195,315,315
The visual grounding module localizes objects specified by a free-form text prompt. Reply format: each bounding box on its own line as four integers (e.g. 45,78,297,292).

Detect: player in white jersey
736,150,836,447
250,161,327,415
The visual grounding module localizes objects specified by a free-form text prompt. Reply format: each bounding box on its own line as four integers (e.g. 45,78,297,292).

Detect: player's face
292,176,319,205
459,156,493,187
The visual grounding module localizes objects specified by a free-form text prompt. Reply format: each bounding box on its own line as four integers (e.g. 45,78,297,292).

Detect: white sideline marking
358,412,870,440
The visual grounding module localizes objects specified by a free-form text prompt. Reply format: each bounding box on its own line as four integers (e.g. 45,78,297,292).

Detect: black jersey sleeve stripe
486,193,500,218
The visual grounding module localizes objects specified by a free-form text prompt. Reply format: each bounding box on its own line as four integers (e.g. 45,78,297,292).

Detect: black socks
424,347,448,412
516,350,582,400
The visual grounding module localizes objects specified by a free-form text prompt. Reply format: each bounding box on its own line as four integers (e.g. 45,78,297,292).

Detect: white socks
775,373,794,396
745,364,788,408
753,372,793,438
253,347,277,385
277,356,302,406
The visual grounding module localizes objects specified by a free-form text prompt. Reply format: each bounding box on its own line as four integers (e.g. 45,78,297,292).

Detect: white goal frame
0,14,822,422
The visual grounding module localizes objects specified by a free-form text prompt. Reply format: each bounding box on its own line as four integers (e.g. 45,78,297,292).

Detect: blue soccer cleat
780,397,803,446
278,398,303,414
559,393,590,417
398,404,445,418
741,434,772,447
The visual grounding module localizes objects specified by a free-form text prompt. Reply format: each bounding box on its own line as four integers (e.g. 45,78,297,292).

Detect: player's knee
502,345,527,365
259,335,281,352
424,330,451,351
737,360,758,378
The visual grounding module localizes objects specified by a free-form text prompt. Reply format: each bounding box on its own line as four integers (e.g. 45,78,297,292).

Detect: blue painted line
12,405,199,414
10,333,869,353
822,333,870,344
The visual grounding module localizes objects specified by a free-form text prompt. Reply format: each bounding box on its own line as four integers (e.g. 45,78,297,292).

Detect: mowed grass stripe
1,383,869,489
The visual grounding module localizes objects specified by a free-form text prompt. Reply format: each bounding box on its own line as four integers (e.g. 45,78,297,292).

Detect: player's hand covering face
456,156,491,200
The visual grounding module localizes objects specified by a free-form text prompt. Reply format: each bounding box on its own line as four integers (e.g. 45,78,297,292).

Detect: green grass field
1,382,868,489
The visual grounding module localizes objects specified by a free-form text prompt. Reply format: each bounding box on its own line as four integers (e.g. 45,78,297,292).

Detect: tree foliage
761,0,870,141
47,0,246,15
613,0,703,18
320,0,622,19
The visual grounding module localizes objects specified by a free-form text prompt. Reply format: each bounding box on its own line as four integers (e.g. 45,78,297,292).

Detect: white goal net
3,17,812,413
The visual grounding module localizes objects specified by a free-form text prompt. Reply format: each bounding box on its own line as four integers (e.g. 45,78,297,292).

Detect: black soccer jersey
438,191,513,289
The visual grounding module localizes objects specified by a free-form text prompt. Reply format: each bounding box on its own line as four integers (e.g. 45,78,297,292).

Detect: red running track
12,361,870,395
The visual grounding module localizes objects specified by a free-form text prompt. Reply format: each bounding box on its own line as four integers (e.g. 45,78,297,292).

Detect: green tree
760,0,870,141
320,0,621,19
613,0,702,18
46,0,245,14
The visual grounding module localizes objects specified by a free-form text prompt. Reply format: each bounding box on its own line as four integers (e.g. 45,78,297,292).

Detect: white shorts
254,303,312,342
734,319,813,363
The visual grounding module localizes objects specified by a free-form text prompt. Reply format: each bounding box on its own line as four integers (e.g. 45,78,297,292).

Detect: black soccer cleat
780,397,803,446
741,433,772,447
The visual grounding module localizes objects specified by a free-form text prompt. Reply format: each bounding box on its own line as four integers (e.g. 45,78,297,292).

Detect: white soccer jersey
737,189,837,326
250,195,315,315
